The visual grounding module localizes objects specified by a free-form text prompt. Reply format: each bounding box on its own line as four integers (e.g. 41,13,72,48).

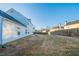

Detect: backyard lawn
0,34,79,56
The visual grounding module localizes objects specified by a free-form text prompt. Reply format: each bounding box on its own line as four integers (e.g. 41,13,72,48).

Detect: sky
0,3,79,29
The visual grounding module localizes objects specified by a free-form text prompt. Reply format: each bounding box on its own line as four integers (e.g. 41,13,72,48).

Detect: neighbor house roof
66,20,79,25
52,26,59,29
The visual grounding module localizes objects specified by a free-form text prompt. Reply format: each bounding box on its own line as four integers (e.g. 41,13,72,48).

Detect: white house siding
2,18,31,44
0,8,34,45
0,16,3,44
27,21,33,35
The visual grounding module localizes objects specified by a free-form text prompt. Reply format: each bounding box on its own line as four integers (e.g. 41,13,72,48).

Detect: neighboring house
49,20,79,33
49,26,60,32
0,8,34,45
49,25,64,32
41,29,49,33
49,20,79,36
64,20,79,29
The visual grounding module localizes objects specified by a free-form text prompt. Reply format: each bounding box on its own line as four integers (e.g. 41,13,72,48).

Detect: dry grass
0,34,79,56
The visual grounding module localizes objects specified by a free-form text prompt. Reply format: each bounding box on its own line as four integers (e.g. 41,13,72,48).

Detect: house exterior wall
0,9,34,45
49,28,59,32
27,21,34,35
2,18,33,44
64,23,79,29
0,16,3,44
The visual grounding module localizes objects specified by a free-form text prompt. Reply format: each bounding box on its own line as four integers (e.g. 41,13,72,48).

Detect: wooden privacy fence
51,28,79,37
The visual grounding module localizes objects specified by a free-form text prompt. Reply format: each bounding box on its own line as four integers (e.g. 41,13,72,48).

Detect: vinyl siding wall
2,18,32,44
64,23,79,29
0,16,3,44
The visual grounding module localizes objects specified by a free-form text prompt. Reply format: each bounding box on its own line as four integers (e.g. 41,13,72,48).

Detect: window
17,31,20,35
16,27,21,35
25,30,27,34
26,25,27,28
28,32,29,34
17,27,20,29
10,10,13,13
